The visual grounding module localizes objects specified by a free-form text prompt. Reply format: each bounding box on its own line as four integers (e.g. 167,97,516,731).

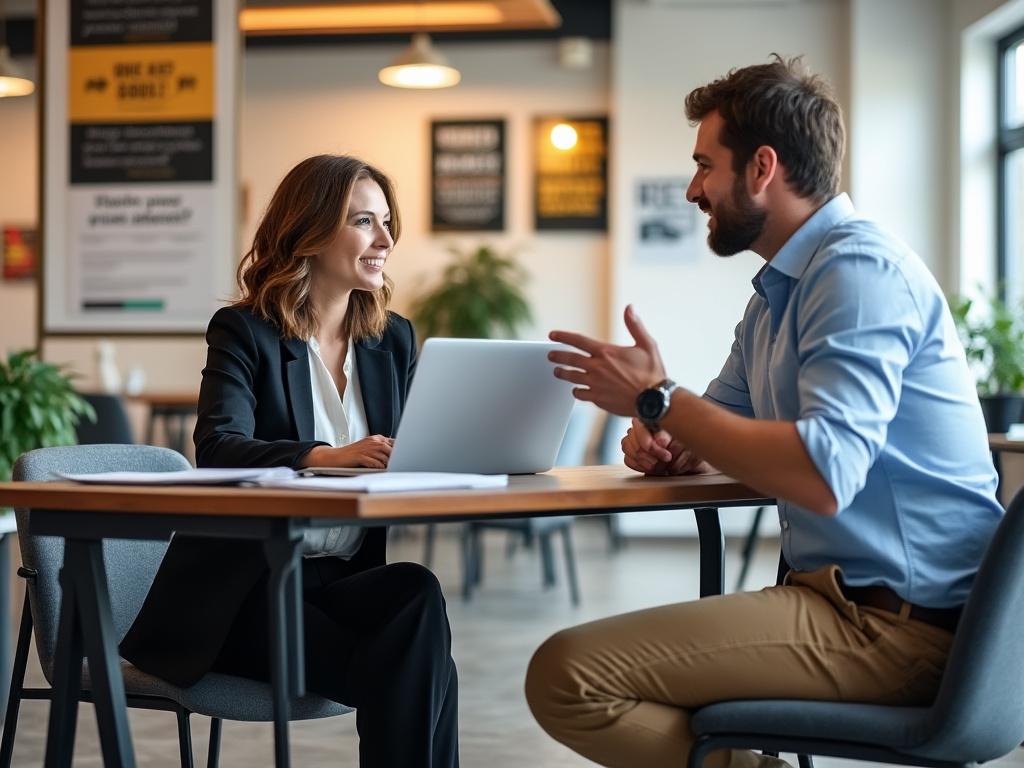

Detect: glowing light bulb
550,123,578,151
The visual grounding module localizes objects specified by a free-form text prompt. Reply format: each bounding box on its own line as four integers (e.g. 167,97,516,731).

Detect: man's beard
705,178,767,256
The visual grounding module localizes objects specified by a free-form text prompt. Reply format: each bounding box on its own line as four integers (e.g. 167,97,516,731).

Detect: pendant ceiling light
0,1,33,98
378,33,461,89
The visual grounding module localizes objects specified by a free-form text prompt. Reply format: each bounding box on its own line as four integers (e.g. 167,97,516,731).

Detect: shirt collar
768,193,855,280
308,336,356,368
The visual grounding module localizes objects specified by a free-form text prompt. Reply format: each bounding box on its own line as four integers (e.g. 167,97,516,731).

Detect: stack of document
57,467,508,494
58,467,296,485
257,473,508,493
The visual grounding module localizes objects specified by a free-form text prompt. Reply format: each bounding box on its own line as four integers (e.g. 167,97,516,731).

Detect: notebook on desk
309,338,576,476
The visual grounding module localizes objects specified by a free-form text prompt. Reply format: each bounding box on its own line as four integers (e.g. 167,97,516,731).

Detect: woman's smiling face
316,176,394,293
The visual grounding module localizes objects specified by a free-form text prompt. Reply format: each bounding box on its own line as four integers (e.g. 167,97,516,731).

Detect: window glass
1007,40,1024,128
1004,147,1024,306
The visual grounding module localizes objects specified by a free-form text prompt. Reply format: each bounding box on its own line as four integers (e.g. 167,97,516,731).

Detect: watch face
636,388,665,420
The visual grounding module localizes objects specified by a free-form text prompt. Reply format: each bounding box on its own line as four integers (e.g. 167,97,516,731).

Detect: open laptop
305,338,577,475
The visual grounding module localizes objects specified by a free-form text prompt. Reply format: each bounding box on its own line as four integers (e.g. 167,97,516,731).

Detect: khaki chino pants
525,566,954,768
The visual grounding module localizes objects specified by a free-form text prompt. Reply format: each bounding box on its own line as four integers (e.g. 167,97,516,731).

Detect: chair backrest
76,393,134,445
555,404,598,467
12,444,190,676
595,413,630,466
915,484,1024,761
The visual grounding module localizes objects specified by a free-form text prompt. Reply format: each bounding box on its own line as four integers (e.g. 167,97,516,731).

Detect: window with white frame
998,25,1024,306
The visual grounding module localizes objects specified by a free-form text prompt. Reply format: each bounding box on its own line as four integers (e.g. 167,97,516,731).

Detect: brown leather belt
840,583,962,633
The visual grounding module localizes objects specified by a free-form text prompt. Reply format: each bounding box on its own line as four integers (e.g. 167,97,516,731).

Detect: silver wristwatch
635,378,679,432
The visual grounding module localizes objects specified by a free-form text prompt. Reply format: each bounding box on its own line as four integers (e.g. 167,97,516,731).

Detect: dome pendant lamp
378,32,461,90
0,0,33,98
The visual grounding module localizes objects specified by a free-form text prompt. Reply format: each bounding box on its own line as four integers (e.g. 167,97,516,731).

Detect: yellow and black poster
44,0,238,334
533,116,608,231
68,0,215,184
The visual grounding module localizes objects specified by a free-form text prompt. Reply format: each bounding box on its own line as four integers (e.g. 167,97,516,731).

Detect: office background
0,0,1023,764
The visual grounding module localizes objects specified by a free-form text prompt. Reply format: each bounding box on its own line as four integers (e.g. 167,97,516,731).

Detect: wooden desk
123,393,199,456
0,467,770,768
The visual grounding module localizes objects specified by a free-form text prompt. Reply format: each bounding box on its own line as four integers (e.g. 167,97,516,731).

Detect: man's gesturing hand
548,305,668,417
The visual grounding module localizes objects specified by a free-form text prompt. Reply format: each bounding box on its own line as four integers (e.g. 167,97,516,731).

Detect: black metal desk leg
264,536,304,768
0,533,10,717
73,541,135,767
174,413,188,457
45,545,85,768
694,508,724,598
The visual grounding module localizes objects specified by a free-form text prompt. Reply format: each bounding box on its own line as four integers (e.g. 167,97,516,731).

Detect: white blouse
301,337,368,559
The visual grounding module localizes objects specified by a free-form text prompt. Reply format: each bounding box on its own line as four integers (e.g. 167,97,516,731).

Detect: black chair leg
423,524,436,569
734,506,766,592
176,709,194,768
539,532,556,588
472,528,484,586
206,717,222,768
505,530,519,558
605,513,625,552
561,525,581,606
461,525,476,600
0,590,34,768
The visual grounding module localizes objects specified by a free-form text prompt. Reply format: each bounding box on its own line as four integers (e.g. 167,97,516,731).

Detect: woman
120,155,459,767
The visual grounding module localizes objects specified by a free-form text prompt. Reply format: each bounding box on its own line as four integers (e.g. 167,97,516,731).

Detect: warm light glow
550,123,578,151
379,63,461,89
379,33,461,90
0,75,33,98
241,3,503,34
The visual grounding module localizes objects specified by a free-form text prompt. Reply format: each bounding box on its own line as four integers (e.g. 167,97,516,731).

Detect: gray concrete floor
4,519,1024,767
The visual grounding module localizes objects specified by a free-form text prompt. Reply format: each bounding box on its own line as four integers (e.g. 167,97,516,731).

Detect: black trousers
212,559,460,767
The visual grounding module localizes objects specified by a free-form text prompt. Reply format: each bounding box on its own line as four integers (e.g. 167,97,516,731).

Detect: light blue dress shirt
704,193,1002,608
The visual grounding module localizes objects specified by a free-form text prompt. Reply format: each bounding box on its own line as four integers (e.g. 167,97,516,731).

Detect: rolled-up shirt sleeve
704,319,756,418
794,252,923,512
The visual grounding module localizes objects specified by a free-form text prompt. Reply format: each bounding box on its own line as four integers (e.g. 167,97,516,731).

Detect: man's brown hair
234,154,401,341
684,55,845,203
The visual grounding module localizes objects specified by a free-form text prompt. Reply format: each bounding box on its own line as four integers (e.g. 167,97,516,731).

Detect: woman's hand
300,436,395,469
622,418,713,476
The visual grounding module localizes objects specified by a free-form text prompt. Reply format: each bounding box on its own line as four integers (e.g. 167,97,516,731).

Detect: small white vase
96,340,122,394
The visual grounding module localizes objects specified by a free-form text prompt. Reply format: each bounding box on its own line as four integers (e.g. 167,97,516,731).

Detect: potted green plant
410,243,532,339
950,294,1024,433
0,350,95,483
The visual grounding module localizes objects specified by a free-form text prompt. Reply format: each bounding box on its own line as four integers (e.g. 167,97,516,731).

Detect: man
524,56,1002,768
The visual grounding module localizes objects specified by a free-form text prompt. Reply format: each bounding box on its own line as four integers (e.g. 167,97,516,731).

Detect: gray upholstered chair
1,444,350,768
457,404,597,606
687,483,1024,768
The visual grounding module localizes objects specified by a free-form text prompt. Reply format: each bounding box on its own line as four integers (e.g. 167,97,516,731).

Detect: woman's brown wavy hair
234,155,401,341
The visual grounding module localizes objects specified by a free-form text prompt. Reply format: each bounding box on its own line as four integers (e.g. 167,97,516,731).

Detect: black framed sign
431,119,505,232
42,0,239,335
533,116,608,231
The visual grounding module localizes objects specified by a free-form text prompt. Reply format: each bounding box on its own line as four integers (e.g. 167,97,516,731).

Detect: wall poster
634,177,700,261
533,116,608,231
2,226,37,280
42,0,239,334
431,119,505,232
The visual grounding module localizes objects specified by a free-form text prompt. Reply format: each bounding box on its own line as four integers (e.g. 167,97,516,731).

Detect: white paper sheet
57,467,297,485
256,472,509,494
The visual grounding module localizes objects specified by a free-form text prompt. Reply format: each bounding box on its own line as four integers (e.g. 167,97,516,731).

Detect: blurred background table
124,392,199,458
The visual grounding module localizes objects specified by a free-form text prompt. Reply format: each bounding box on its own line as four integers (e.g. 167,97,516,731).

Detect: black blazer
120,305,417,687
